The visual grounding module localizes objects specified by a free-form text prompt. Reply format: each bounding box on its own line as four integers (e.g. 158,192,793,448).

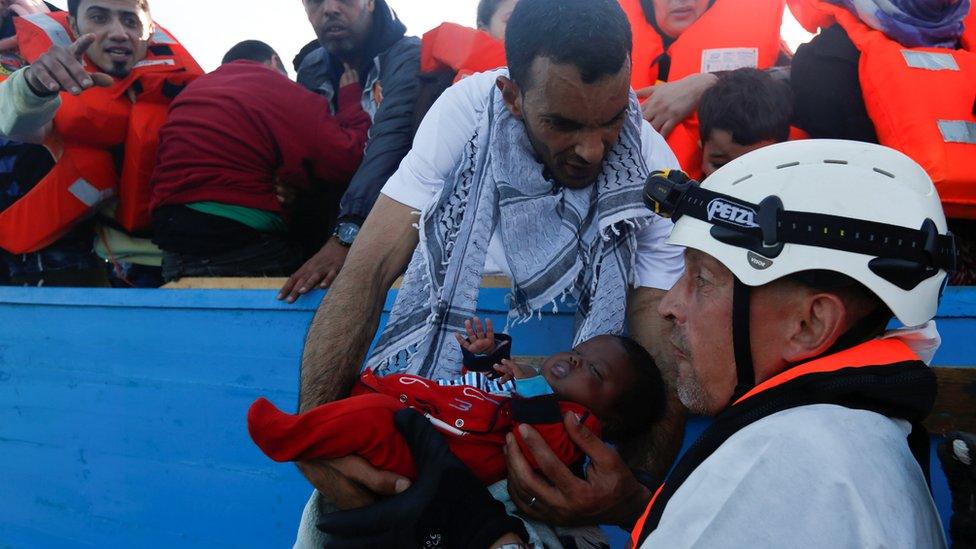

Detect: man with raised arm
0,0,201,287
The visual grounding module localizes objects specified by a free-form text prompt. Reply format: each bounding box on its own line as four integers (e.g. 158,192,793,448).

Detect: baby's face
541,335,636,418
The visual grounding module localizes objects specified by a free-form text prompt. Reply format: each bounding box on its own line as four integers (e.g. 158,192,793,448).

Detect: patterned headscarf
828,0,971,48
366,78,651,380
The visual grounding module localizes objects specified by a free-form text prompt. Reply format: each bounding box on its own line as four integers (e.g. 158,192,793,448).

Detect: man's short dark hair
603,336,667,442
222,40,279,65
68,0,150,17
505,0,632,89
698,68,793,145
476,0,505,28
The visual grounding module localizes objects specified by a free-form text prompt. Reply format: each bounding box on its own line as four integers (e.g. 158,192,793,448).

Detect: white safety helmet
646,140,955,328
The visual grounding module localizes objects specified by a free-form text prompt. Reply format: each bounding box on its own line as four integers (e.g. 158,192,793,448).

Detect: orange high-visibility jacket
420,22,507,83
0,12,202,254
789,0,976,219
620,0,785,180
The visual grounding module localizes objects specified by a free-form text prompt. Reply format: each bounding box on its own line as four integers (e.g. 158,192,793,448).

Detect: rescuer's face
70,0,152,78
659,249,737,415
499,57,631,190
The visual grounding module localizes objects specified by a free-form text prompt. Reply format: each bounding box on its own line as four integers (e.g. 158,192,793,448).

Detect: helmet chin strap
730,278,756,404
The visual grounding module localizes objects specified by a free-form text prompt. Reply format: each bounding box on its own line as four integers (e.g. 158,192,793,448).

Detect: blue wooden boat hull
0,286,972,547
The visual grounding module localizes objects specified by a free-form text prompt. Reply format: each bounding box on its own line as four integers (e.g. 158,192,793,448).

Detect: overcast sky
47,1,813,75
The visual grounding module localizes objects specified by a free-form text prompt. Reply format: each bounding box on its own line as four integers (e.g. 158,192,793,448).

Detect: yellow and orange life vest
0,12,202,255
420,22,507,83
619,0,786,180
788,0,976,219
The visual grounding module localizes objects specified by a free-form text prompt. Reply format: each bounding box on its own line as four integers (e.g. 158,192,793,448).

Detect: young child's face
701,129,775,178
541,335,636,419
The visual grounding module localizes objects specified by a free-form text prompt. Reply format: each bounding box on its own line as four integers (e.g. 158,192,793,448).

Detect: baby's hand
492,359,536,384
455,317,508,355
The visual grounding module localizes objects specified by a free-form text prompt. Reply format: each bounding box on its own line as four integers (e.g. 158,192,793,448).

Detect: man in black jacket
279,0,420,303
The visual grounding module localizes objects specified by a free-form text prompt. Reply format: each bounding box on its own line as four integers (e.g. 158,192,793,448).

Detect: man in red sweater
149,40,370,281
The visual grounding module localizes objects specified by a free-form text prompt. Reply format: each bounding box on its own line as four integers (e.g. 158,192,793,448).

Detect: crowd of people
0,0,974,547
0,0,971,290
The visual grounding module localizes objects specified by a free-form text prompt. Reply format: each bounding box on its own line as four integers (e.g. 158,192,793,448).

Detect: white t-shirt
643,405,947,548
381,69,685,291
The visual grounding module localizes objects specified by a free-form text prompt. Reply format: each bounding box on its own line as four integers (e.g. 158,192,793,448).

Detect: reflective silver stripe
150,28,176,45
134,58,175,69
68,179,113,208
902,50,959,71
23,13,72,48
939,120,976,144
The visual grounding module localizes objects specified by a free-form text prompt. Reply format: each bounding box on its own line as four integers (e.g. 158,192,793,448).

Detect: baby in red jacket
248,317,665,485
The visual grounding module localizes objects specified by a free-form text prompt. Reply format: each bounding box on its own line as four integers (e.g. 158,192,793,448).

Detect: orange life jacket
630,337,932,546
420,22,506,82
619,0,785,180
0,12,201,254
788,0,976,219
621,0,785,89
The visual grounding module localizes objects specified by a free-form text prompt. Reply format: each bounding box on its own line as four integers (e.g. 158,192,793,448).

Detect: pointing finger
68,34,96,60
90,72,114,87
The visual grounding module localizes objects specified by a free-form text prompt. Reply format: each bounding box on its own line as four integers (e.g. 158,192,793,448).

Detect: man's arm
335,37,421,226
0,33,113,144
298,194,419,411
278,38,422,299
0,68,58,143
623,287,687,480
295,194,420,507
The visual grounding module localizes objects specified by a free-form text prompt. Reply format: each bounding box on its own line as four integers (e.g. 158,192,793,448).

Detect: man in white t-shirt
293,0,686,542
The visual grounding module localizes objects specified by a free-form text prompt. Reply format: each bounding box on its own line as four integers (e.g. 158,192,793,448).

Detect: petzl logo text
747,251,773,270
707,198,759,228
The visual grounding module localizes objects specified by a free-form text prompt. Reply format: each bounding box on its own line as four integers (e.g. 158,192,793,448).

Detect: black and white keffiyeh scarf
367,85,652,379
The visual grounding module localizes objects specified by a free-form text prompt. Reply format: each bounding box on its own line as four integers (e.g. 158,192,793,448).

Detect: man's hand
637,72,719,138
279,238,349,303
505,413,652,529
492,359,536,384
317,409,529,548
24,34,113,96
7,0,50,16
296,455,411,511
274,178,297,208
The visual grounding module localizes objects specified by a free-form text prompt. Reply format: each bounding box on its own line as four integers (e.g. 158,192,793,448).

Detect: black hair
602,336,667,442
68,0,150,17
222,40,280,66
505,0,632,89
698,68,793,146
477,0,507,28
